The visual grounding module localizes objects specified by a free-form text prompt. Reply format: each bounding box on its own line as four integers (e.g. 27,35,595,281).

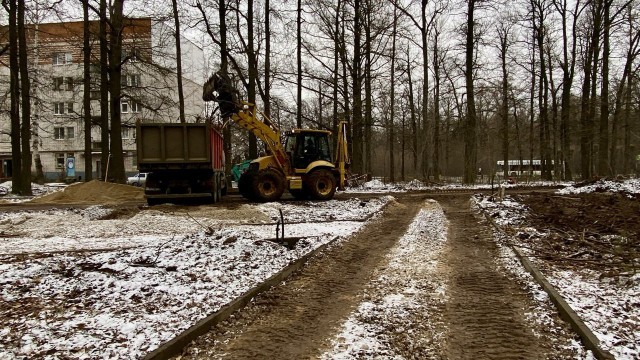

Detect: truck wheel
238,172,255,200
252,169,285,202
305,169,336,200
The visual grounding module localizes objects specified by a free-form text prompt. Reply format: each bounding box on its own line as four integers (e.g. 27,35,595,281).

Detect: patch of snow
558,178,640,196
323,200,449,358
0,197,392,358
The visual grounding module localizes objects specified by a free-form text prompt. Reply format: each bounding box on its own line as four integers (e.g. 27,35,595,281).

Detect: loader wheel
252,169,285,202
305,169,336,200
238,172,256,200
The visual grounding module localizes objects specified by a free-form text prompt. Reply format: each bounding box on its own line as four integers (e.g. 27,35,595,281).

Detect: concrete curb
477,203,615,360
143,235,339,360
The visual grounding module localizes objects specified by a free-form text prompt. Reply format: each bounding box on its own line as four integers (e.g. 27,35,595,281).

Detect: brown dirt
438,195,578,359
516,193,640,273
178,194,581,359
28,180,144,205
180,196,424,359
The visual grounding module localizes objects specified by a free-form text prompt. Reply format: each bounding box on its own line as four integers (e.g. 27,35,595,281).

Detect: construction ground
0,179,638,359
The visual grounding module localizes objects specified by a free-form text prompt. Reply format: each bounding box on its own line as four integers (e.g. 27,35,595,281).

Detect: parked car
127,173,148,187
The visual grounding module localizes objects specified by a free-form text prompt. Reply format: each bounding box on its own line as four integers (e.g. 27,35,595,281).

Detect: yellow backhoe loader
203,72,350,202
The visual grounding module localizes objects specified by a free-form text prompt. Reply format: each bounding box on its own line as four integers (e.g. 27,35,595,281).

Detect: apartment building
0,18,207,181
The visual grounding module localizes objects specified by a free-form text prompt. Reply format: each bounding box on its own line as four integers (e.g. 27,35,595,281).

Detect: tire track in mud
179,196,424,360
438,195,566,359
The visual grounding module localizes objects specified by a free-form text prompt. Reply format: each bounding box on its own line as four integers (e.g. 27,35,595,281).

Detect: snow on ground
322,200,449,358
489,228,595,359
0,197,391,359
473,183,640,360
0,181,67,203
558,178,640,196
344,178,568,194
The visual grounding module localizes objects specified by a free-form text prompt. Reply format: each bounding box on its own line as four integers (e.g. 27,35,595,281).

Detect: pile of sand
29,180,144,205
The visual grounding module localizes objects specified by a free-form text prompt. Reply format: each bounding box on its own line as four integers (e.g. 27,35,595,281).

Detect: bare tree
108,0,126,183
172,0,185,123
82,0,92,181
99,0,110,180
463,0,478,184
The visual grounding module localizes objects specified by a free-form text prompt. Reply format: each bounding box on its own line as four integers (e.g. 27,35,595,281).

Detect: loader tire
238,172,255,200
305,169,336,200
252,169,285,202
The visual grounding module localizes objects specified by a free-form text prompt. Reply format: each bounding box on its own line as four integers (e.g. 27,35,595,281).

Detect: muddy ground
179,194,582,359
516,192,640,274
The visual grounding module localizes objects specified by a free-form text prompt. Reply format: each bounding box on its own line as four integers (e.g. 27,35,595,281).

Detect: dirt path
180,196,424,359
437,195,579,359
179,194,581,359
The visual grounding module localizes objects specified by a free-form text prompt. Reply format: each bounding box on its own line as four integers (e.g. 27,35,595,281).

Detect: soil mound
29,180,144,205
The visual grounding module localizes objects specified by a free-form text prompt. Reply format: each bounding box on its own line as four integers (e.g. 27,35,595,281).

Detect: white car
127,173,148,187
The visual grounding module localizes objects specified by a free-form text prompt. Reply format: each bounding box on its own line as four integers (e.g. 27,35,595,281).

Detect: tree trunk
420,0,429,179
364,0,372,174
389,5,397,183
83,0,93,181
433,27,441,182
297,0,303,128
247,0,257,158
18,0,32,194
264,0,271,119
332,0,341,149
463,0,478,184
499,27,509,181
219,0,232,186
108,0,126,183
597,0,611,175
407,45,418,175
351,0,363,173
99,0,110,180
8,0,23,194
580,0,603,179
172,0,186,123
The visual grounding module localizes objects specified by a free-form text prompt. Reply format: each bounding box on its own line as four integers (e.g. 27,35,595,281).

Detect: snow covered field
0,196,391,359
474,178,640,359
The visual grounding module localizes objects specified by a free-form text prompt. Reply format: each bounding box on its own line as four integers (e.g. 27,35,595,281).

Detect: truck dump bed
137,122,223,171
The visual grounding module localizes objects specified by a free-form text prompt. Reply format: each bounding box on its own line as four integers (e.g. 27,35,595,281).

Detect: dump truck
136,121,226,205
202,71,349,202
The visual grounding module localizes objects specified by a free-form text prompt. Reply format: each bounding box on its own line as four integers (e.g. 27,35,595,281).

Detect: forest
1,0,640,194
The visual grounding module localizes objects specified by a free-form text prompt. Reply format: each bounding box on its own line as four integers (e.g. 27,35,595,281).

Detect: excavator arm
203,72,290,175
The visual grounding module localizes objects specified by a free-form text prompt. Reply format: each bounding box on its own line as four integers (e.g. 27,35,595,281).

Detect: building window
52,52,72,65
54,77,74,91
90,90,100,100
65,77,74,91
53,77,64,91
55,153,75,169
121,100,129,113
54,127,75,140
122,127,134,139
54,103,64,115
56,153,65,168
125,74,141,87
131,100,142,113
53,102,74,115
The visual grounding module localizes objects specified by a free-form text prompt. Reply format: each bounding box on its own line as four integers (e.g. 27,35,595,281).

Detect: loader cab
285,130,332,170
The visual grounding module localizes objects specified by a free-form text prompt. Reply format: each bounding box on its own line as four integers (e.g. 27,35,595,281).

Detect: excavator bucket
203,72,239,117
